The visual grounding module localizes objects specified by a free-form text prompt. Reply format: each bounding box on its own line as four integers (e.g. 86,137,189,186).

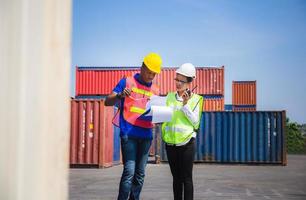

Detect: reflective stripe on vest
123,76,159,128
131,87,153,97
162,92,203,145
164,125,194,134
130,106,146,114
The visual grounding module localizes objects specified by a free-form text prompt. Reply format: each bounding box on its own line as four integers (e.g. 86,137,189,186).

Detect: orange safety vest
113,76,158,128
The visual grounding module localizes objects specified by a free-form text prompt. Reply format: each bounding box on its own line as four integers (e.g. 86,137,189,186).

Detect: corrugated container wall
113,107,122,165
233,105,256,112
75,66,224,96
70,100,100,165
224,104,233,111
70,99,120,167
155,67,224,95
76,67,140,96
232,81,257,106
158,111,287,165
203,95,224,111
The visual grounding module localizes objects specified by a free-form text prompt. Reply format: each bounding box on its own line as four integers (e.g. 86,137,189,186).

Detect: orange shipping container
70,99,114,167
232,81,257,105
75,66,224,96
203,96,224,111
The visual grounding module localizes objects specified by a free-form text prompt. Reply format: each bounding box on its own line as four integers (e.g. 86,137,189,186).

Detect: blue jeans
117,135,152,200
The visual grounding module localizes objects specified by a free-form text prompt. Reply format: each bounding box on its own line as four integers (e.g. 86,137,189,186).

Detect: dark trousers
166,138,195,200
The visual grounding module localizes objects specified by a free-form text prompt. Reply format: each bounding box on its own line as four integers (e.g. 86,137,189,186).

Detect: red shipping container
70,99,114,167
232,81,257,106
75,66,224,96
203,96,224,111
76,67,140,96
99,103,114,168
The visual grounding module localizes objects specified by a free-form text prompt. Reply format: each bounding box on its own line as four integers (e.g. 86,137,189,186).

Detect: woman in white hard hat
162,63,203,200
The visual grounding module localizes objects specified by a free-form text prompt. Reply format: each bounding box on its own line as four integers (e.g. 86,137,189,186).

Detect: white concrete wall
0,0,72,199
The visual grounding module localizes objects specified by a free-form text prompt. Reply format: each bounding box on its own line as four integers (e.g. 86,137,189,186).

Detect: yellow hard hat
143,52,162,74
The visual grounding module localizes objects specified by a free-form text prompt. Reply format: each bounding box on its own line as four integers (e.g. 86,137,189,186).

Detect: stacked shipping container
72,66,225,167
232,81,257,111
70,66,287,167
75,66,225,111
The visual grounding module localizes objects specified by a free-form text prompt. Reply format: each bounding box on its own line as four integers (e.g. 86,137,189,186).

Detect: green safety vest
162,92,203,145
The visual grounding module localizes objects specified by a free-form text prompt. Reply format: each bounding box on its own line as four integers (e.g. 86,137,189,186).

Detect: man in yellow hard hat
105,52,162,200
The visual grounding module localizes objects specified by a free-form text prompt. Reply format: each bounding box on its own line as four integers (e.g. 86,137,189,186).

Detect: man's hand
117,88,131,99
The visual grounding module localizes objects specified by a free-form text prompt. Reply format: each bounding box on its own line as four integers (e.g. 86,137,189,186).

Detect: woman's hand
182,89,191,105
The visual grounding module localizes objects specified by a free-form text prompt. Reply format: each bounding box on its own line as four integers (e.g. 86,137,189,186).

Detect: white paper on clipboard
145,95,173,123
146,95,167,108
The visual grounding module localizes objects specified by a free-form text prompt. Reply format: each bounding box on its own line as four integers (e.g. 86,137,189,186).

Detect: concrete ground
69,155,306,200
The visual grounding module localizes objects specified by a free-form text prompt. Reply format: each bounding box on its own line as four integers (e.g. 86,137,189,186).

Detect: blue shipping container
224,104,233,111
159,111,286,165
113,107,121,165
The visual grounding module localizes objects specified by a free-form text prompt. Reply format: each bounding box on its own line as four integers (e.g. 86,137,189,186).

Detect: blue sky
72,0,306,124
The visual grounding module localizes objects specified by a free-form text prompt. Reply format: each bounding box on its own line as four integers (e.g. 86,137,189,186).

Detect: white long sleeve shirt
174,92,201,145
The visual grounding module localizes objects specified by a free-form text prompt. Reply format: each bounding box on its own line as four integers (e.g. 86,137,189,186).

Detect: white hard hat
176,63,196,79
